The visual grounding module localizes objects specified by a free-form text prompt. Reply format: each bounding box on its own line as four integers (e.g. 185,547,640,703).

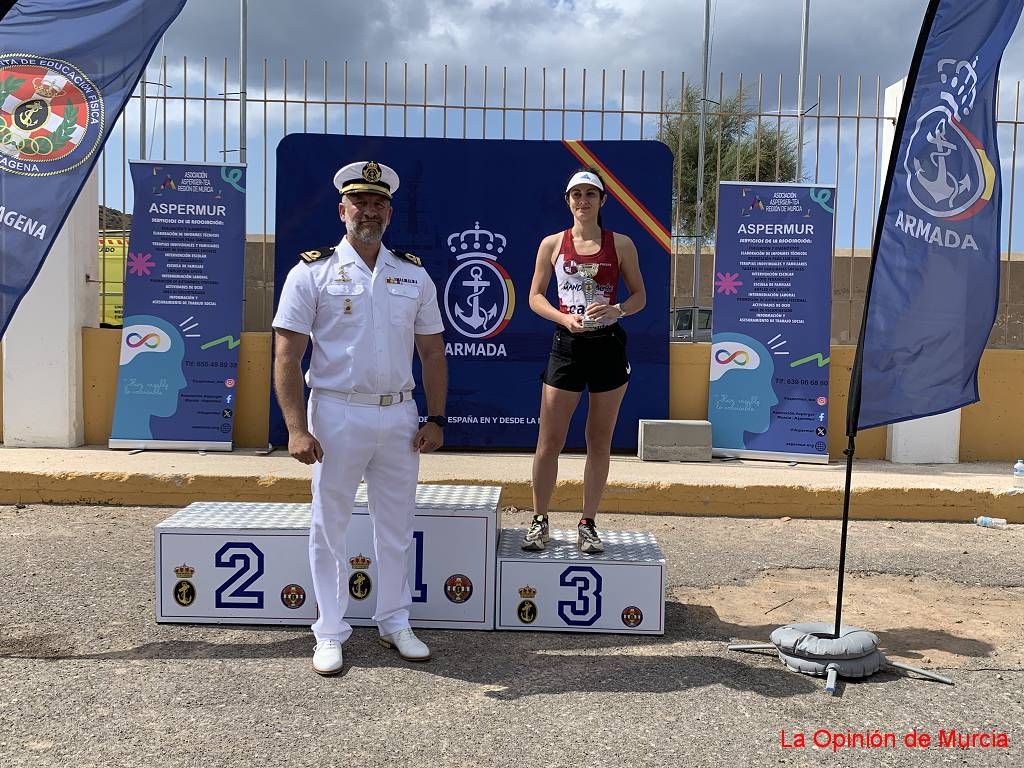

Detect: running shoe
521,514,550,551
577,517,604,553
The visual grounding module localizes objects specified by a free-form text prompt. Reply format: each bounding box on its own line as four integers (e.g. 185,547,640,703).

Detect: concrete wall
81,329,272,449
1,329,1010,458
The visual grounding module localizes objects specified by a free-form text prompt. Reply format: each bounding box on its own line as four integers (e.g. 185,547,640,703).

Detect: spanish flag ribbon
562,140,672,254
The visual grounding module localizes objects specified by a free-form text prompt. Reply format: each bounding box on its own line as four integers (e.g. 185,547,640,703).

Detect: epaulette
298,246,333,264
392,249,422,267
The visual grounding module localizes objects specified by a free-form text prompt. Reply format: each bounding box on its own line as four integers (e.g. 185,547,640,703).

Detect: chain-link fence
96,59,1024,347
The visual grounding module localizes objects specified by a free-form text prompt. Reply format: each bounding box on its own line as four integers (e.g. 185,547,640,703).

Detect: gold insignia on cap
362,161,383,183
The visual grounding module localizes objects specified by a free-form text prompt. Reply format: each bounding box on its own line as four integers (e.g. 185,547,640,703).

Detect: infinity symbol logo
715,349,749,365
126,332,162,349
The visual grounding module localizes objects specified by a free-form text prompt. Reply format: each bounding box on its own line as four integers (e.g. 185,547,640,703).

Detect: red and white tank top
553,228,620,323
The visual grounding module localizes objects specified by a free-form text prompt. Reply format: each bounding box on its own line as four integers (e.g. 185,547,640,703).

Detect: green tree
658,84,799,242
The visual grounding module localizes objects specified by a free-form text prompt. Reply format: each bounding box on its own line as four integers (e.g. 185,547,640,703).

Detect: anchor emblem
902,55,990,221
453,265,498,330
443,222,515,340
348,571,371,600
912,120,971,208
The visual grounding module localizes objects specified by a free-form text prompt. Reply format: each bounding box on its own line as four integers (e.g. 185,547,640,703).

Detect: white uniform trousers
307,390,420,642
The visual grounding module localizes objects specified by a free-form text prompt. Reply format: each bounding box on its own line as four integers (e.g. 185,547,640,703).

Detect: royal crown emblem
349,554,371,570
174,563,195,579
518,585,537,599
447,221,507,255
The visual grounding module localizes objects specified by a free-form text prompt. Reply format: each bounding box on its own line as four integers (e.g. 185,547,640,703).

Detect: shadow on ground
1,600,984,699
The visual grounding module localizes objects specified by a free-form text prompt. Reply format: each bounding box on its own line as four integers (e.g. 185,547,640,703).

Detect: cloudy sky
154,0,1024,90
106,0,1024,248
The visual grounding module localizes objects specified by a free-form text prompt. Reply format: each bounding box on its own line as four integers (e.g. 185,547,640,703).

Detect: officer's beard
349,220,385,245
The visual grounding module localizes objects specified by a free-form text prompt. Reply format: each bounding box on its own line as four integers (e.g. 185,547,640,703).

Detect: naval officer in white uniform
272,160,448,676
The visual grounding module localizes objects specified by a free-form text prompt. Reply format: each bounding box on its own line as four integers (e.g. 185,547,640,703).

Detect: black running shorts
541,323,631,393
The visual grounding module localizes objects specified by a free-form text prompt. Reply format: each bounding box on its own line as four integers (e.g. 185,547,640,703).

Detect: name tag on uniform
327,283,364,296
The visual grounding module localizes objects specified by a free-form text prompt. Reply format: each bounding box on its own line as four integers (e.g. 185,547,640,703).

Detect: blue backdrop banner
855,0,1024,431
110,161,246,450
271,135,672,451
710,182,836,463
0,0,187,339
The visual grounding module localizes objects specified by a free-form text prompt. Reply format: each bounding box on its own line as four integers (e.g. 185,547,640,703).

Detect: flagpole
139,76,146,161
239,0,247,165
692,0,711,331
795,0,810,181
835,0,942,638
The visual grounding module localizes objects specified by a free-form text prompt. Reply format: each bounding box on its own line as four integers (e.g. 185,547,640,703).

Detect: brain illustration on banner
119,323,173,364
111,314,188,439
709,333,779,450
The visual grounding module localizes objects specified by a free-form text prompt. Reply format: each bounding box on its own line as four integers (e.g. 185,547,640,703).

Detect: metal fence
96,59,1024,348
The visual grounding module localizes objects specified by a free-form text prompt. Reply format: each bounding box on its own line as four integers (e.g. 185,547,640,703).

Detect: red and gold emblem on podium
621,605,644,628
444,574,474,603
281,584,306,609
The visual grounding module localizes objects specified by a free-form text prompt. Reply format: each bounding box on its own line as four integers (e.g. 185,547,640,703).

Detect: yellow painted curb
1,470,1019,523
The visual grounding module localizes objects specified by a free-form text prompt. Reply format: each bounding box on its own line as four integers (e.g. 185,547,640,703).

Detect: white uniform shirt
272,238,445,394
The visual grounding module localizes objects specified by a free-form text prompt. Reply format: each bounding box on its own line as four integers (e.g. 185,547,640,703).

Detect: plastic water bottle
1014,459,1024,489
973,516,1008,529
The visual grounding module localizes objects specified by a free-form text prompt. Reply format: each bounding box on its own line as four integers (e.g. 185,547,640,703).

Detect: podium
155,485,665,635
155,485,501,629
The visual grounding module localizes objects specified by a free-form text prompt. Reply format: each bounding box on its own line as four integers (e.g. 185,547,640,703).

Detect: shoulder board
392,249,422,267
298,246,333,264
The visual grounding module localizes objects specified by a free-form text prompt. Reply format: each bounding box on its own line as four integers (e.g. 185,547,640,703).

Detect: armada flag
852,0,1024,431
0,0,186,339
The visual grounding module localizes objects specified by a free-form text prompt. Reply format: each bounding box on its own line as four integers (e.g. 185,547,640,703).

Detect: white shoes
379,628,431,661
312,639,344,676
313,630,430,673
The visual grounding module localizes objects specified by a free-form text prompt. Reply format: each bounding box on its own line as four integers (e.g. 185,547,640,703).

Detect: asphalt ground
1,503,1022,768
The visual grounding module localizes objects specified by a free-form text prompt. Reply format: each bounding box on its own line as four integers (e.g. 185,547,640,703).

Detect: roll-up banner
710,181,836,463
109,161,246,451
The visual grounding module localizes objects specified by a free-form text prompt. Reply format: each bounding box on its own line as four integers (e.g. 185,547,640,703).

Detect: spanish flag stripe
562,140,672,253
564,140,669,250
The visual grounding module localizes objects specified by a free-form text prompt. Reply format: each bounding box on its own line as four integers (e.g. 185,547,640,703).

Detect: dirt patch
674,568,1024,669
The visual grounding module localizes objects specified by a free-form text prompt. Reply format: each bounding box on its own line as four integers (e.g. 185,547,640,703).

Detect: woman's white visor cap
565,171,604,193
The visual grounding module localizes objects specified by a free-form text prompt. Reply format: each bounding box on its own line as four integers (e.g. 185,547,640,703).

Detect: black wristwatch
425,415,447,428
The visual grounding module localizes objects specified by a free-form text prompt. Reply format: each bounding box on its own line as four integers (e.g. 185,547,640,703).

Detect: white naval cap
565,170,604,193
333,160,400,199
